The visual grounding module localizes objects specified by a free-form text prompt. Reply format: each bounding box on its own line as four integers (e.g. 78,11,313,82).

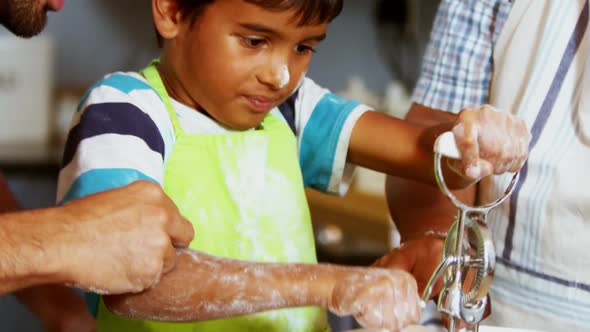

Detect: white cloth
481,0,590,329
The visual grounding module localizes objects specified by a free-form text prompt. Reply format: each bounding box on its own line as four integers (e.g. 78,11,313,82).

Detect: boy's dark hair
156,0,344,47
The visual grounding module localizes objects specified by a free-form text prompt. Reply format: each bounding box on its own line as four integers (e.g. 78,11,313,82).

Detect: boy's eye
295,44,317,55
241,36,266,48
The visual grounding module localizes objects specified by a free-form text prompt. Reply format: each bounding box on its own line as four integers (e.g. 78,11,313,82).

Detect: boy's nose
258,63,290,90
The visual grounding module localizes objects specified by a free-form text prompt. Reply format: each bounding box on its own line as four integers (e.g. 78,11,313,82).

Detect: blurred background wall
35,0,392,92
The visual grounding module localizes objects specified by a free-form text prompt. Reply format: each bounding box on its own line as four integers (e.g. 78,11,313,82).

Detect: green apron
96,61,328,332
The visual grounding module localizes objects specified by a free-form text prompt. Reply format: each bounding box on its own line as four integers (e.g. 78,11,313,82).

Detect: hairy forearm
0,173,43,293
0,174,89,326
0,208,65,295
104,249,350,322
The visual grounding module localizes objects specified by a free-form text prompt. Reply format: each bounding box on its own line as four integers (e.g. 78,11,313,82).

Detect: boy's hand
451,104,531,180
55,181,194,294
373,236,444,298
329,268,421,331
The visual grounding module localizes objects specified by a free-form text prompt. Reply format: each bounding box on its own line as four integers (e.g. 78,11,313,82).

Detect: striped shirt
57,72,370,205
413,0,512,111
415,0,590,329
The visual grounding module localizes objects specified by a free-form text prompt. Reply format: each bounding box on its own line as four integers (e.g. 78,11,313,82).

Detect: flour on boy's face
160,0,329,130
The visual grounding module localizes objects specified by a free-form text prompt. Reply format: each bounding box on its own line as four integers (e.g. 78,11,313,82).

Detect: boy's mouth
243,95,277,112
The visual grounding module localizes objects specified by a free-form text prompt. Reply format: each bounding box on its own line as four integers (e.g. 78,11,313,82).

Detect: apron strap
141,59,185,136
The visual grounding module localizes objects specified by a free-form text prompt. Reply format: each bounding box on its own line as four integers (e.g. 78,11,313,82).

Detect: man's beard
2,0,47,38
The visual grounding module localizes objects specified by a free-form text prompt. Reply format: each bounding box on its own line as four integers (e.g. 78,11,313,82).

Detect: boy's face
161,0,328,130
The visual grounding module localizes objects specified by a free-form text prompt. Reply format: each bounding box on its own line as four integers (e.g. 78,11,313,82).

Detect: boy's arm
373,104,477,295
293,78,473,194
347,103,529,189
346,106,455,187
369,0,508,297
385,103,477,241
105,249,421,331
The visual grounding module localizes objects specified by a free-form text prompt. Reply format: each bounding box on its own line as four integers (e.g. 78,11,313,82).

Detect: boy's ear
152,0,182,40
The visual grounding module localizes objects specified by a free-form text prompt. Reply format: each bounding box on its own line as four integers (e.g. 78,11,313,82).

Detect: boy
58,0,530,331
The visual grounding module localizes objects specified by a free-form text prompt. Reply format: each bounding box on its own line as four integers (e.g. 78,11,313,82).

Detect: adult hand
329,268,421,331
53,181,194,294
451,104,531,180
373,236,444,298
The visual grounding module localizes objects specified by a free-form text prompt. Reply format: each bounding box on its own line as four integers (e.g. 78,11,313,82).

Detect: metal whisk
421,132,519,332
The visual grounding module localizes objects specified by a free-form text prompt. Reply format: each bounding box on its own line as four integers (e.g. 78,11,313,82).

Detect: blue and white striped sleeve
295,77,372,196
412,0,512,113
57,72,174,205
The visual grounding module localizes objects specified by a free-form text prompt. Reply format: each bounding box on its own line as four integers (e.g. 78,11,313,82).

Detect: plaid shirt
412,0,512,111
